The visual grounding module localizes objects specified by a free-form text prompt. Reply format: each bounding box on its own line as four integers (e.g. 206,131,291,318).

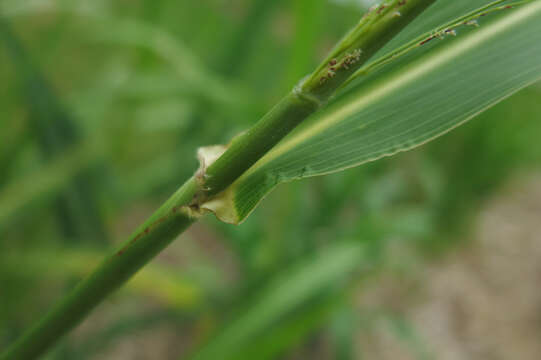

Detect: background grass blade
1,247,208,309
0,19,109,244
0,142,102,229
187,241,366,360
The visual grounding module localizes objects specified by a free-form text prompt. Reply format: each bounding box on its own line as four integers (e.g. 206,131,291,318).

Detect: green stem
0,179,198,360
0,1,435,359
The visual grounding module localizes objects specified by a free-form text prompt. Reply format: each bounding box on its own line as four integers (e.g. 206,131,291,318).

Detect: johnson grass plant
1,0,541,359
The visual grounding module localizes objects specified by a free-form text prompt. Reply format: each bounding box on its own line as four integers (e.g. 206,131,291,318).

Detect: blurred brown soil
356,174,541,360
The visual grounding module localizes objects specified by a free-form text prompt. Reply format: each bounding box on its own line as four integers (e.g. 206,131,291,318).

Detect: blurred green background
1,1,541,359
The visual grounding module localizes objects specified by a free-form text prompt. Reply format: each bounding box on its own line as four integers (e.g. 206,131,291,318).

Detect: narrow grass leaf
187,242,365,360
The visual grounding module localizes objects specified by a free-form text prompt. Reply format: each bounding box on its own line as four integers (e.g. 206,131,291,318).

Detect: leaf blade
204,1,541,224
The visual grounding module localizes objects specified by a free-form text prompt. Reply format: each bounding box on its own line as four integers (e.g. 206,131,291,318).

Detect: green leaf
0,19,109,243
203,1,541,224
187,241,365,360
233,296,342,360
0,142,101,229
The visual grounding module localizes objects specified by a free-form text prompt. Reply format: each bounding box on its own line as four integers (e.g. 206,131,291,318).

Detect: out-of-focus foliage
1,1,540,359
